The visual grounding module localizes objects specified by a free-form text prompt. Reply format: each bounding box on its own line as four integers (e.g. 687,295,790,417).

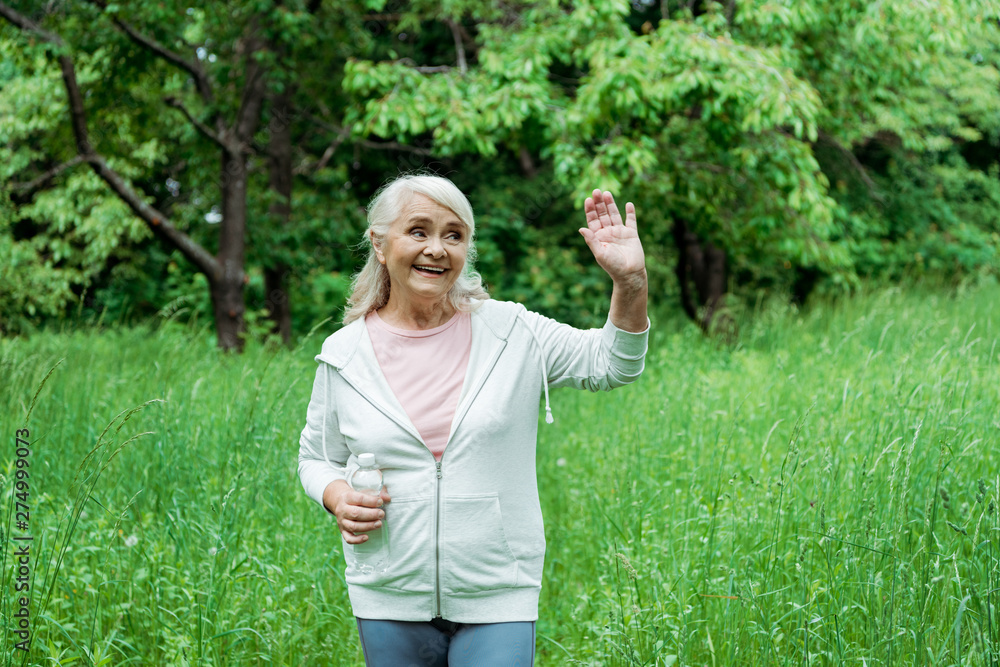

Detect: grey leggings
356,617,536,666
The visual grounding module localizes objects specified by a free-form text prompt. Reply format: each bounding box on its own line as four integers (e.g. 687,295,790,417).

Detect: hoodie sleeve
518,307,650,392
298,361,350,513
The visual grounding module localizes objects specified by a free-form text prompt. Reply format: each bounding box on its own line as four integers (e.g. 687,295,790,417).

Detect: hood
315,300,555,425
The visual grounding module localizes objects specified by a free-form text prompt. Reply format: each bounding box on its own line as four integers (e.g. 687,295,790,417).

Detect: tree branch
87,153,221,277
519,146,537,178
415,65,453,73
83,0,214,105
816,128,885,203
234,30,270,147
394,57,453,74
0,3,62,43
359,139,433,154
455,22,476,48
0,1,220,278
680,161,728,174
164,95,231,151
299,113,434,160
301,134,348,174
444,18,467,74
11,155,86,196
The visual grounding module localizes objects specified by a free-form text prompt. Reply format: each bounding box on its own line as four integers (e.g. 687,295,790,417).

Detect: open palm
580,189,646,281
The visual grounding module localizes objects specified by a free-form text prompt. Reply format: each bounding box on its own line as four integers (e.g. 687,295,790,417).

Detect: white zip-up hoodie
298,298,649,623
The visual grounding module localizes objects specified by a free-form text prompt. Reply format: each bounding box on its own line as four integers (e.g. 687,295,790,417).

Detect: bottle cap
358,453,376,467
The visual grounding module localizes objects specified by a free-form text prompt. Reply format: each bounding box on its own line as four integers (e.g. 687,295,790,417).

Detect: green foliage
2,0,1000,337
85,247,214,327
1,0,375,337
837,152,1000,280
341,0,1000,310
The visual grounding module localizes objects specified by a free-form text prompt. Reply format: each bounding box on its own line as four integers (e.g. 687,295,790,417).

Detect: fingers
604,191,623,226
350,490,384,509
335,490,387,543
584,193,601,232
339,511,385,543
341,526,373,544
341,514,383,535
343,501,385,523
579,227,601,256
584,189,629,230
592,188,610,225
343,492,384,520
592,188,613,228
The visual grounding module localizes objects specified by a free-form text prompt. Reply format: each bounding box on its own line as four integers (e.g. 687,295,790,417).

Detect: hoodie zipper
431,335,506,620
434,459,443,618
330,308,552,620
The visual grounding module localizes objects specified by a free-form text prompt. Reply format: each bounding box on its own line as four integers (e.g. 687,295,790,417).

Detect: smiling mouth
413,265,447,275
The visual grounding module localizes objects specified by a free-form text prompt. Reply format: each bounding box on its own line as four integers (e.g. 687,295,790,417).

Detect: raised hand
580,189,646,283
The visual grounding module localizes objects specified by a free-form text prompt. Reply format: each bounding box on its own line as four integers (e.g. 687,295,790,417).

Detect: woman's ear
371,232,385,264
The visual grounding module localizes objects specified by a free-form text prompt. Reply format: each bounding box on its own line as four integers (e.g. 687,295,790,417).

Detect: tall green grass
1,282,998,665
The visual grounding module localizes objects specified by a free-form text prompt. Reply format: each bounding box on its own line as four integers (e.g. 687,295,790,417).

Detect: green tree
0,0,367,349
3,0,998,342
340,0,1000,330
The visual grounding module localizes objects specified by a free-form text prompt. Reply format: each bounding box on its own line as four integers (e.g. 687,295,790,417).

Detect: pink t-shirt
365,309,472,460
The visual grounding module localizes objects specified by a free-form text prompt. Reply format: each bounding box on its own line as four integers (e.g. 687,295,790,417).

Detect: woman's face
373,193,469,308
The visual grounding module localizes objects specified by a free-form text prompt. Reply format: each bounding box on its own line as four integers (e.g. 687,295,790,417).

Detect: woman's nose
424,236,445,257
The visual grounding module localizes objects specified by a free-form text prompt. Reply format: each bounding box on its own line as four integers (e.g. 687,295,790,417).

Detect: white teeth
414,266,445,273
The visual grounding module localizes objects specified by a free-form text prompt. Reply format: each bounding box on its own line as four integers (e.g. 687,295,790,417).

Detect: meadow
1,282,998,666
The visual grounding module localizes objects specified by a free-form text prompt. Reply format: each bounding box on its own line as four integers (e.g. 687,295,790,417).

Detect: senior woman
298,173,649,666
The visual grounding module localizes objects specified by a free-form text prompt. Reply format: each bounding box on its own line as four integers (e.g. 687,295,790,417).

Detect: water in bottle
347,453,389,574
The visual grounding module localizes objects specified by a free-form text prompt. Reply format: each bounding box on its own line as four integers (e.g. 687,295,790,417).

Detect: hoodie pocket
344,495,434,592
441,493,519,594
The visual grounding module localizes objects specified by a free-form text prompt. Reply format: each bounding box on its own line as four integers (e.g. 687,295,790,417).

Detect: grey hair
342,173,490,324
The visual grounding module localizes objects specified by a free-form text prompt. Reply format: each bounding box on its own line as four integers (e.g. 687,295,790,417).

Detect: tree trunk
263,73,295,345
209,271,245,351
672,217,733,337
264,265,291,343
0,3,270,352
791,266,820,305
211,25,268,352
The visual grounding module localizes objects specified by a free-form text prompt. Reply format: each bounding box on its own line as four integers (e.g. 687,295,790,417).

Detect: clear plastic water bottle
347,453,388,575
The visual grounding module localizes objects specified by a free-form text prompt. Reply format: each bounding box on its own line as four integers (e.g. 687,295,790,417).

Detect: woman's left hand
580,189,646,283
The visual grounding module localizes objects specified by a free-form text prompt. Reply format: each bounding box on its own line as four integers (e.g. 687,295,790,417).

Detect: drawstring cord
321,365,332,467
516,308,554,424
320,366,355,501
